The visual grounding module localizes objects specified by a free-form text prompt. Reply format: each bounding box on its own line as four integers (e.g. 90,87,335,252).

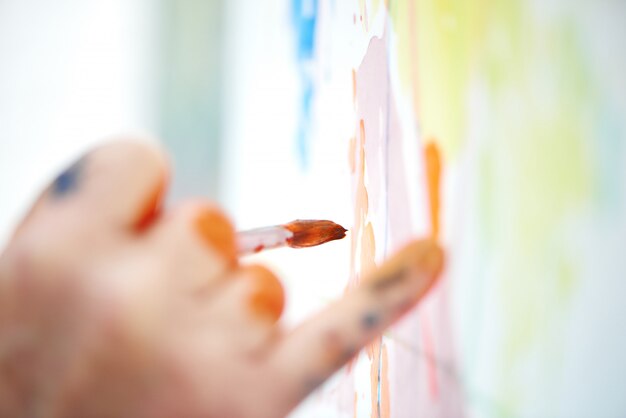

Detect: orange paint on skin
134,173,167,230
246,265,284,321
363,239,442,290
424,141,442,240
195,209,237,266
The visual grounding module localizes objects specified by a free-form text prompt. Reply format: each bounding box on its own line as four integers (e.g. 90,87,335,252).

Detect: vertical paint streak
361,222,377,278
380,344,391,418
349,136,357,173
367,338,381,418
291,0,318,168
424,141,442,240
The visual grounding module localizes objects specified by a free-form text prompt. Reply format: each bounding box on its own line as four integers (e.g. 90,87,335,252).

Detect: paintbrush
237,220,347,255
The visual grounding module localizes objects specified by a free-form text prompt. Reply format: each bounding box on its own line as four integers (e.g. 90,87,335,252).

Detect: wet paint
424,141,441,240
285,219,347,248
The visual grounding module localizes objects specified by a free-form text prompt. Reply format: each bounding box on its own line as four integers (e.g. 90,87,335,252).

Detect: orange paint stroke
349,119,369,289
424,141,442,240
367,338,379,418
348,136,356,173
359,119,366,144
367,338,390,418
380,344,390,418
360,222,377,278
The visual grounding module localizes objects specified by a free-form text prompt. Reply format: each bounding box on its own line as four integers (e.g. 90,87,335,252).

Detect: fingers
16,140,168,236
267,239,444,406
146,201,238,291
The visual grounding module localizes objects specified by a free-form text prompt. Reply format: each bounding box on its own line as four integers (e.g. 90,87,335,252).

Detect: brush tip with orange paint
237,220,347,255
284,220,347,248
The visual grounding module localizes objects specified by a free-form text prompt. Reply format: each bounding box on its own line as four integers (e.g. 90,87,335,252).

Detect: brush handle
237,226,294,255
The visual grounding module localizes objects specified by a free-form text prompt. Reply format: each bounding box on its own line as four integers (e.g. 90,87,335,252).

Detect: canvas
222,1,626,417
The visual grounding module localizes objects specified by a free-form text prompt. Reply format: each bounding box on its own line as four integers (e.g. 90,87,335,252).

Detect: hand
0,140,443,418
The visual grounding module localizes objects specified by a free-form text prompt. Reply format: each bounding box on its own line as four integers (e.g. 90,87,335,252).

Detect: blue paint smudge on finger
51,158,84,197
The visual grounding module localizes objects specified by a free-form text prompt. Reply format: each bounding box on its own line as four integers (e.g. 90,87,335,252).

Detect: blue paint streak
291,0,318,169
292,0,317,60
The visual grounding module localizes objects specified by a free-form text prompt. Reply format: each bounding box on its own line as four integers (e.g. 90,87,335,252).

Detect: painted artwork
223,0,626,417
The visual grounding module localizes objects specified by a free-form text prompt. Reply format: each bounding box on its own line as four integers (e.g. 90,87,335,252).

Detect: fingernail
195,209,237,265
246,266,285,321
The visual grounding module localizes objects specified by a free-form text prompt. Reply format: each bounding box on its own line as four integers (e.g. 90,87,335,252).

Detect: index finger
267,238,444,409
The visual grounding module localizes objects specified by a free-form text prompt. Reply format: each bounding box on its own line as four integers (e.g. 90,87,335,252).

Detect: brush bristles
285,220,348,248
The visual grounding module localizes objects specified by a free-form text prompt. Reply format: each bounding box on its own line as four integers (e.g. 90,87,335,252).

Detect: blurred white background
0,1,157,245
0,0,230,246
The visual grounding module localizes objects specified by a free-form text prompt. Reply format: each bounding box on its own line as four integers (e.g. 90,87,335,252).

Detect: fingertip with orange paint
420,240,444,279
194,208,237,266
245,265,285,322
